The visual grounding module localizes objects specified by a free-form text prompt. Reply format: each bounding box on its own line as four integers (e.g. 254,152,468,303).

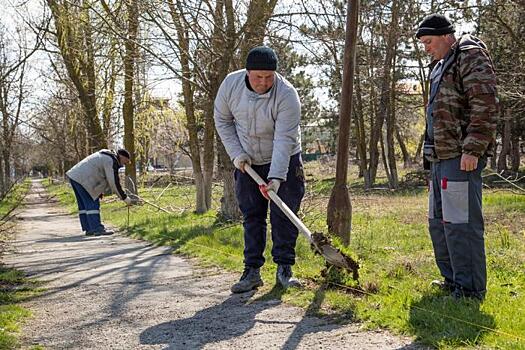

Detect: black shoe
276,265,301,289
85,231,95,236
93,229,115,236
430,279,455,292
231,267,263,293
451,287,485,301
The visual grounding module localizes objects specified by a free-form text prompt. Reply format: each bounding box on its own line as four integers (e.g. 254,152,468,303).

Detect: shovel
244,164,359,278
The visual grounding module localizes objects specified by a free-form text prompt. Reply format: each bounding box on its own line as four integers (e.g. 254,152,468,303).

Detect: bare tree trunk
202,0,234,212
123,0,138,193
414,133,424,164
0,33,29,190
238,0,278,60
354,64,369,185
46,0,106,151
386,77,398,188
0,154,4,195
327,0,359,246
490,144,498,170
367,62,381,186
497,110,510,173
395,125,410,168
380,0,399,189
2,152,10,189
168,0,207,212
213,0,241,220
101,42,118,144
413,35,430,167
510,125,520,172
217,141,241,221
380,131,391,187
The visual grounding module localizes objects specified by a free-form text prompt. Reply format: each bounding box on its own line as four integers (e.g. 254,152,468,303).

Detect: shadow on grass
408,293,495,348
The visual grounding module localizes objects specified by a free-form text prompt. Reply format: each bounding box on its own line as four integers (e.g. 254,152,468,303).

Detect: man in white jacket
214,46,305,293
66,149,135,236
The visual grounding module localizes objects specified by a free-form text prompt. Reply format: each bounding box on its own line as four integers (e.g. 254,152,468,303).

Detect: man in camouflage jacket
416,14,498,300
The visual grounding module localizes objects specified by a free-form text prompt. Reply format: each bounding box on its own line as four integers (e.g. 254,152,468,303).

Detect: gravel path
3,179,422,349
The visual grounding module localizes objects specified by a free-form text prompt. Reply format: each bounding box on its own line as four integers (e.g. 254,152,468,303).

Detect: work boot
231,267,263,293
451,287,485,301
430,279,455,292
276,265,301,289
93,229,115,236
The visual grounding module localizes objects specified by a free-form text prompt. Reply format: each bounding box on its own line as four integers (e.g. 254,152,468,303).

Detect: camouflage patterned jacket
431,34,499,159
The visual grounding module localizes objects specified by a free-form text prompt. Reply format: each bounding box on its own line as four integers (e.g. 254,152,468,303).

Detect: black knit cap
245,46,278,71
416,14,455,38
117,148,130,159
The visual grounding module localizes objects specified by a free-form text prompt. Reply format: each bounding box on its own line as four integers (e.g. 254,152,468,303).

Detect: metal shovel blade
317,244,352,269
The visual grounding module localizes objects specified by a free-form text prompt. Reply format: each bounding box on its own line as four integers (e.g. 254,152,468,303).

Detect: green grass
0,179,42,349
0,180,30,219
45,170,525,349
0,266,42,349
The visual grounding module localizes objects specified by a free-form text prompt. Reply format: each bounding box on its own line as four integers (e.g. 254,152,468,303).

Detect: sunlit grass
0,180,30,219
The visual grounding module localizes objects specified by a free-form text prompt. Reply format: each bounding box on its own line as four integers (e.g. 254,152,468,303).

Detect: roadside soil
3,179,423,349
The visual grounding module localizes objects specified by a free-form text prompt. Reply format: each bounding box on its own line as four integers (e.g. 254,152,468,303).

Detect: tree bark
414,133,424,164
497,110,510,173
510,122,520,172
238,0,278,60
168,0,207,212
327,0,359,245
0,154,4,195
354,64,369,185
213,0,241,220
378,0,399,189
217,141,241,221
123,0,139,193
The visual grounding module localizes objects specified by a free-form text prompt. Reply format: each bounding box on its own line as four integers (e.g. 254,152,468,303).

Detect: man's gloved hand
259,179,281,200
233,153,252,173
124,196,133,206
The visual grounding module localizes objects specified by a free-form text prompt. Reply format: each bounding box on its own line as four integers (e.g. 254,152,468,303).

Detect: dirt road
3,180,421,349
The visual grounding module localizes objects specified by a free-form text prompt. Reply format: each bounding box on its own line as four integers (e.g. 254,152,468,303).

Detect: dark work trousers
428,156,487,295
235,152,305,268
69,179,105,233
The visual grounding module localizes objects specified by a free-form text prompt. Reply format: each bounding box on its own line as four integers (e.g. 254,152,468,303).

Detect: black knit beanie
416,14,455,38
245,46,278,71
117,148,130,159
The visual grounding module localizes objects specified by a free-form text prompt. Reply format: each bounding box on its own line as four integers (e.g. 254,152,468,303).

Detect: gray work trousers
428,156,487,295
